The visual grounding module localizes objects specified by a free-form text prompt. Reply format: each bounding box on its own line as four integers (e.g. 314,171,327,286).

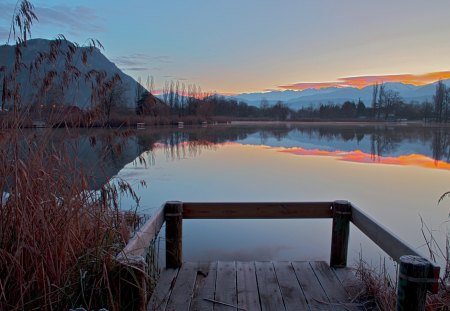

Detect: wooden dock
148,261,361,311
117,201,440,311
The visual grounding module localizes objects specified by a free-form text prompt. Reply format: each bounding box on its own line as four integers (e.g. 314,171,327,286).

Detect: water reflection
36,123,448,188
131,123,450,166
126,124,444,174
112,123,450,264
279,148,450,170
8,124,449,264
432,128,450,163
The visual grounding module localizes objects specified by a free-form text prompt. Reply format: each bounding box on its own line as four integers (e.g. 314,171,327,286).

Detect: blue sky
2,0,450,93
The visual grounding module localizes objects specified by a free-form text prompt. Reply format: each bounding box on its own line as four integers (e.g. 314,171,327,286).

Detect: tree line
133,78,450,122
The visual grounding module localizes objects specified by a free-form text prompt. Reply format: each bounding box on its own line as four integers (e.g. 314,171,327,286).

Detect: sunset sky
2,0,450,94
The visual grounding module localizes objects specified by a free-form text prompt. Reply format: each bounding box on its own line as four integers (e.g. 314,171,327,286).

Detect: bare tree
383,89,401,120
168,80,174,109
433,80,447,123
180,82,186,116
377,83,386,119
97,78,126,124
146,75,154,93
135,76,142,106
372,82,379,119
162,81,169,104
173,80,180,113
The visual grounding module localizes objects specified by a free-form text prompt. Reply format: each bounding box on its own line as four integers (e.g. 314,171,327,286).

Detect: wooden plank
165,262,198,311
255,261,285,311
310,262,357,311
273,261,309,311
118,207,165,258
236,261,261,311
351,204,424,263
147,268,179,311
190,262,217,311
215,261,237,311
182,202,333,219
291,262,333,311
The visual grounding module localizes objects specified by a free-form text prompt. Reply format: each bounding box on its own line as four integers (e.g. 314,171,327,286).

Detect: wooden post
330,200,351,268
115,255,147,311
396,255,432,311
165,201,183,268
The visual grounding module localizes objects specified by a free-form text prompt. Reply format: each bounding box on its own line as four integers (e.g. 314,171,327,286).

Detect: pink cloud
279,71,450,90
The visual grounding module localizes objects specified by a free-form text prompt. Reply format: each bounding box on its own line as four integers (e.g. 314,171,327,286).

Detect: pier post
330,200,351,268
114,255,147,311
396,255,434,311
165,201,183,268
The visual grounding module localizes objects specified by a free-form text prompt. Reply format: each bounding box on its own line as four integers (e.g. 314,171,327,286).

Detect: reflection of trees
259,127,290,144
432,129,450,162
370,132,399,158
131,124,448,163
340,130,355,142
42,124,449,189
157,132,216,160
289,124,449,162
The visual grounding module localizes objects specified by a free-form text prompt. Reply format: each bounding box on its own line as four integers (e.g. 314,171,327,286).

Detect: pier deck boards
147,261,363,311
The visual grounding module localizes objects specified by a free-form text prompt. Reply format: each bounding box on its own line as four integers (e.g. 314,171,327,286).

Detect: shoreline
229,120,450,127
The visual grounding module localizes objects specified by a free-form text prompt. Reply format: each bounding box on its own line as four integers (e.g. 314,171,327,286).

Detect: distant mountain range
0,38,147,109
2,39,448,111
229,80,450,109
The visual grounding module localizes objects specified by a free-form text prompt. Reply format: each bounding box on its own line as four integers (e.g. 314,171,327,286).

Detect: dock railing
118,200,440,311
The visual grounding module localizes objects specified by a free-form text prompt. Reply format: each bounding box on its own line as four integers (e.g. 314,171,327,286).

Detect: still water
113,122,450,268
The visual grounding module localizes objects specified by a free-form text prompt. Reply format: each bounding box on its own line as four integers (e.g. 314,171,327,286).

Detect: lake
107,122,450,268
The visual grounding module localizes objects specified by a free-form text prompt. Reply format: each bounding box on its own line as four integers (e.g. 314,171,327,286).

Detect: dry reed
0,2,148,310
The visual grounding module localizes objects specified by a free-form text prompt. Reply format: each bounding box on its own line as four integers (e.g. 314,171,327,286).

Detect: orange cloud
279,71,450,91
279,147,450,170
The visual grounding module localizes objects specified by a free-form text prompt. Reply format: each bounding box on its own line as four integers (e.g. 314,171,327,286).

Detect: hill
0,38,148,110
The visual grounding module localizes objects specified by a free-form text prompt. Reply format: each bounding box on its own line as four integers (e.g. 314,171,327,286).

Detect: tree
136,91,168,117
383,89,402,120
341,101,357,118
95,75,126,124
356,99,366,117
135,76,143,109
260,98,270,117
271,101,290,120
433,80,448,123
196,99,215,120
377,83,386,119
422,101,433,121
372,83,379,119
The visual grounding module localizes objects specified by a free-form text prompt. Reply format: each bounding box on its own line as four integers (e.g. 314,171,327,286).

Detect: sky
2,0,450,94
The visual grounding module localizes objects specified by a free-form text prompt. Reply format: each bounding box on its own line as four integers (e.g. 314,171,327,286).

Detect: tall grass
354,216,450,310
0,1,146,310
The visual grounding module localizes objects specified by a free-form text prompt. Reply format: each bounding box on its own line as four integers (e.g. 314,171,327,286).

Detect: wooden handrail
182,201,333,219
180,201,438,267
114,207,165,311
351,203,422,262
117,206,165,259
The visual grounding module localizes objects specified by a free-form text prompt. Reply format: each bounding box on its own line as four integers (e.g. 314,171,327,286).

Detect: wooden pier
148,260,360,311
117,201,440,311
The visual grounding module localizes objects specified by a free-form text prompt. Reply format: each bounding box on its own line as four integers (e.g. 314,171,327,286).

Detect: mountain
230,81,447,109
235,88,338,102
0,38,146,109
